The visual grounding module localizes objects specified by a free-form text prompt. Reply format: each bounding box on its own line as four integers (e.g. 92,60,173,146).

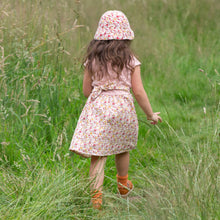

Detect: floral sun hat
94,10,134,40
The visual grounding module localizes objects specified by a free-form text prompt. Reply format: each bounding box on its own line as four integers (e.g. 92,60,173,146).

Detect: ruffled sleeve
131,56,141,68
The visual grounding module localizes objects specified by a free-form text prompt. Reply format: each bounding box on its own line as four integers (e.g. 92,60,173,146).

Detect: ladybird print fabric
69,84,138,158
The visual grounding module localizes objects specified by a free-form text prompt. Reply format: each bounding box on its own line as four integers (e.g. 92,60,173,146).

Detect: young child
69,10,162,210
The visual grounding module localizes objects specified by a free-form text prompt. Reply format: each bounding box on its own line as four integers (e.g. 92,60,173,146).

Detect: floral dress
69,57,141,158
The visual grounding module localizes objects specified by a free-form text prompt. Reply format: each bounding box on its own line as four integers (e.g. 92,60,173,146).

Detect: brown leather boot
91,190,102,210
117,174,134,198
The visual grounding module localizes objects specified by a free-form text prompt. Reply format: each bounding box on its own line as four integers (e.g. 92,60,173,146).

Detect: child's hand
147,112,162,125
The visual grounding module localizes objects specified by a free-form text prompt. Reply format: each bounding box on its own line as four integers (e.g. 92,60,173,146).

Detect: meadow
0,0,219,219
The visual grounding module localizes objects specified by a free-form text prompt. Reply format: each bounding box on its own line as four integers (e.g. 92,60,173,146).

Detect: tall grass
0,0,219,219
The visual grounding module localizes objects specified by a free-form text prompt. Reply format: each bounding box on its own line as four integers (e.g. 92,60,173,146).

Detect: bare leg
115,152,129,176
115,152,133,197
89,156,107,191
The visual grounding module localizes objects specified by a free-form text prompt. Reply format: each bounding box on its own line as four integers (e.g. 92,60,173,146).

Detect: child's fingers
153,112,162,123
158,116,162,122
154,112,161,116
148,112,162,124
151,118,158,125
150,116,162,125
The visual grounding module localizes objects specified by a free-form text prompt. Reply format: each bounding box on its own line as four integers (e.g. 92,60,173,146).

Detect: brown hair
84,40,134,80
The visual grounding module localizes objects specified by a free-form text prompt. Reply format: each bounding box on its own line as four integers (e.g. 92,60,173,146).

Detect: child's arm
83,68,93,98
131,66,162,124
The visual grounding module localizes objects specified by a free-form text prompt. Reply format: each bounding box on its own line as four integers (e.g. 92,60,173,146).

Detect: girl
69,10,162,210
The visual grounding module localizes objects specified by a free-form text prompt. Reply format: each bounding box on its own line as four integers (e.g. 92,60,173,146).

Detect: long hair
84,40,134,79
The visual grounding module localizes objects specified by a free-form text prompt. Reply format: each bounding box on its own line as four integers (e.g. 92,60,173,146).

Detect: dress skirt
69,85,138,158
